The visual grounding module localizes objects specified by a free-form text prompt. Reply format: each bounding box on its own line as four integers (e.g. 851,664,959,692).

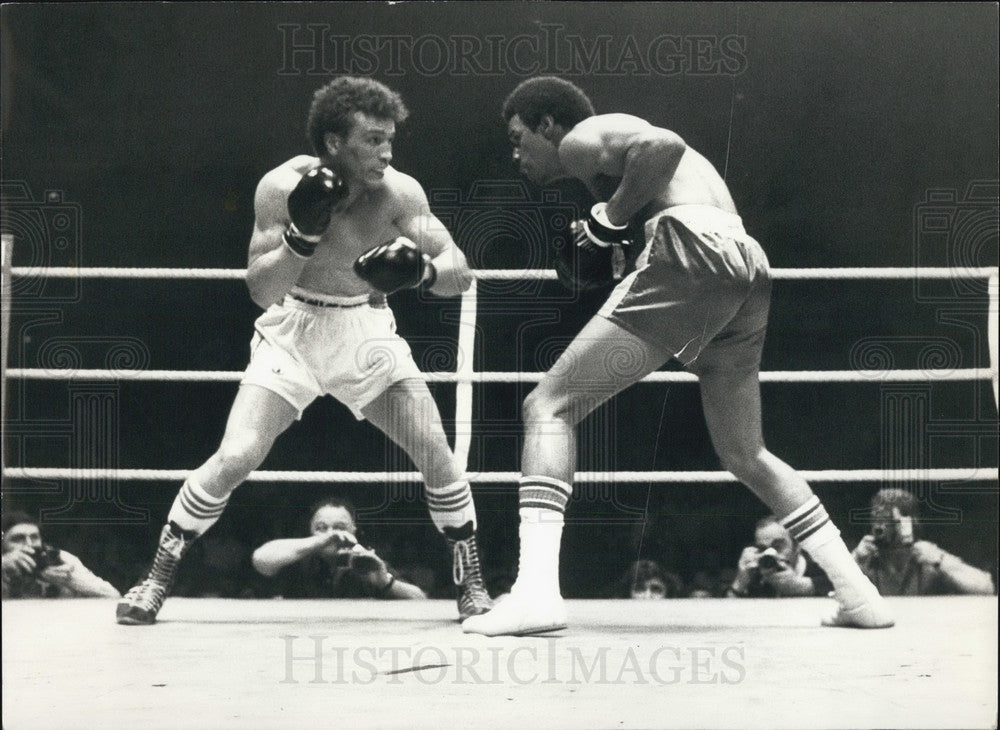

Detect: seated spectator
252,497,426,599
619,559,684,599
1,511,120,599
728,516,833,598
688,568,736,598
853,488,995,596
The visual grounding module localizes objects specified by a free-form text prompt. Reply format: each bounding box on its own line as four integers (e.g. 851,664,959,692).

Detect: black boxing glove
283,166,348,257
353,237,437,295
557,203,630,292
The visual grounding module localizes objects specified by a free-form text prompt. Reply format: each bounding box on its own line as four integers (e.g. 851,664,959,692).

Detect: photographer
1,511,120,599
728,516,833,598
252,497,426,599
853,489,995,596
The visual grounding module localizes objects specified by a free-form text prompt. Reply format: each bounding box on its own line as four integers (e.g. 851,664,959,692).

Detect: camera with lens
871,508,914,547
30,543,63,575
757,553,781,571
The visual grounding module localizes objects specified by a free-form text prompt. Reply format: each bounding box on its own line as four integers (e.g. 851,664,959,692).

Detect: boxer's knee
212,432,273,483
523,387,582,428
715,440,767,483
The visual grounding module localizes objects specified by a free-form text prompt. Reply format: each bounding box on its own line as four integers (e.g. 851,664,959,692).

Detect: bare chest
296,202,402,294
324,205,400,259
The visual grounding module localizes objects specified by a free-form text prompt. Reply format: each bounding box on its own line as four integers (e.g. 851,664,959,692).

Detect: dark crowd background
2,2,997,598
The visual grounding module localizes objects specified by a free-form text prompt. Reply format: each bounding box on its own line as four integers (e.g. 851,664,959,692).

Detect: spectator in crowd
252,497,426,599
728,516,833,598
688,568,737,598
1,511,120,599
619,559,684,599
853,488,995,596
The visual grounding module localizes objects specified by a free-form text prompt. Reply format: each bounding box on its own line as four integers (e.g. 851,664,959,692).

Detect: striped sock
427,479,476,531
781,495,836,545
519,476,572,514
515,476,571,595
781,495,874,608
166,479,228,536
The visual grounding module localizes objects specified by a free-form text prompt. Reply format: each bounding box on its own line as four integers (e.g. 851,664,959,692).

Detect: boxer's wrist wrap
585,202,628,245
283,224,317,258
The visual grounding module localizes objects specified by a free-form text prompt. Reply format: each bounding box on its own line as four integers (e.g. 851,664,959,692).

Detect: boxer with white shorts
118,77,492,626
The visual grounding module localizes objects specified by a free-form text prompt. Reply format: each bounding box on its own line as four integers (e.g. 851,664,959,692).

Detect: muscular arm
560,115,686,226
934,549,996,595
251,534,331,578
245,164,311,308
383,577,427,599
40,551,121,598
393,175,473,296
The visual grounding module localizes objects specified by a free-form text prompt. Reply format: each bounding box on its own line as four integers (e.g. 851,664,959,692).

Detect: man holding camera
1,511,120,599
853,489,995,596
728,516,833,598
251,497,426,599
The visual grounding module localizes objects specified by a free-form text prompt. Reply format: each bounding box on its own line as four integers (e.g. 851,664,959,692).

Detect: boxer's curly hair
307,76,409,155
502,76,595,131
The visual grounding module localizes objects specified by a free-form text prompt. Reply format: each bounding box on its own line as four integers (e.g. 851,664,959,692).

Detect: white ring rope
3,467,996,483
5,368,994,383
8,266,1000,280
3,250,997,484
453,279,478,473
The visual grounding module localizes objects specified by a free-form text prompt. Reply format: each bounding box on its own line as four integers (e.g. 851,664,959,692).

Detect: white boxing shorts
241,287,424,420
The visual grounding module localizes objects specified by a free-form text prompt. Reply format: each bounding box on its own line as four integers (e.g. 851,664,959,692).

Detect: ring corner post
454,279,478,475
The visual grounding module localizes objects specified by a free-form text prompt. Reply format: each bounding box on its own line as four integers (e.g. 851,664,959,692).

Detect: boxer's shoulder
380,166,430,213
256,155,318,200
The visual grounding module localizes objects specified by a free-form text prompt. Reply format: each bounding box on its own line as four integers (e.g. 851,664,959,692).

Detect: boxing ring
2,235,998,728
2,596,997,730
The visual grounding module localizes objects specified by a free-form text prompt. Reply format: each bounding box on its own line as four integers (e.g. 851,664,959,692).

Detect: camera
757,553,781,571
0,183,83,301
30,543,63,574
871,509,915,547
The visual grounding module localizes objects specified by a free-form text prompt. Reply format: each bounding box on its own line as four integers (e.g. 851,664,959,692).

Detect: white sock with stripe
515,476,571,596
166,479,228,536
426,479,476,532
781,495,876,609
